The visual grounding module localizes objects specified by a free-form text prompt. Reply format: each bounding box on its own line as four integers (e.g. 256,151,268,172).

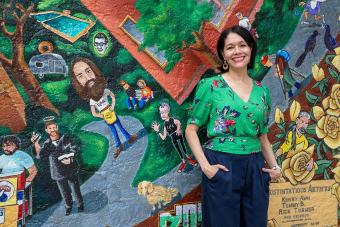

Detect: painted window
120,16,167,68
35,62,43,68
198,0,233,27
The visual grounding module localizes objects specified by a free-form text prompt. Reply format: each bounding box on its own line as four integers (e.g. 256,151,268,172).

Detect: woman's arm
185,124,228,179
260,134,282,180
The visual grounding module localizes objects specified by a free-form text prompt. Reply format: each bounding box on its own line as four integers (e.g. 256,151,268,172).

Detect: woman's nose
234,46,241,53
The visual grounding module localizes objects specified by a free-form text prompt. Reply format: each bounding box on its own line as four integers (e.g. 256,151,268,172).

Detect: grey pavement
26,115,201,227
262,0,340,124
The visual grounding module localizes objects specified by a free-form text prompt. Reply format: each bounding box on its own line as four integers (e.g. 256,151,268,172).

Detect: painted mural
0,0,339,226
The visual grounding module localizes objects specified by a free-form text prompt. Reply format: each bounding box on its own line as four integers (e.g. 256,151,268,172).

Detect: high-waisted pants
201,148,270,227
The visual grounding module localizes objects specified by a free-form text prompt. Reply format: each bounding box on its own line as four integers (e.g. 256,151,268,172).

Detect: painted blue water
31,13,60,22
44,16,90,38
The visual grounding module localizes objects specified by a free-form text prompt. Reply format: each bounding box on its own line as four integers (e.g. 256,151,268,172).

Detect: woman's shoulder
197,75,221,88
253,80,270,94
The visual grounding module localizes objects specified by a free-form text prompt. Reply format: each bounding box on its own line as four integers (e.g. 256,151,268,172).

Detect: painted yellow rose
282,144,317,186
322,84,340,116
331,164,340,203
312,64,325,81
313,84,340,149
290,100,301,121
331,183,340,204
316,114,340,149
274,108,284,124
332,48,340,72
335,47,340,56
332,164,340,183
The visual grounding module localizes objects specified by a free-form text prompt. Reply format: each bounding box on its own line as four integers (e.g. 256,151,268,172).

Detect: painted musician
31,118,84,216
70,57,137,159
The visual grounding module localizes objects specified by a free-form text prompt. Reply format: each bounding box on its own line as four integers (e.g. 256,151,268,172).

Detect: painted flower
224,119,235,127
322,84,340,116
213,80,219,88
311,64,325,81
281,143,318,186
290,100,301,122
274,108,284,124
255,81,262,86
229,110,240,117
332,163,340,183
331,163,340,204
335,47,340,56
316,113,340,149
332,47,340,72
313,85,340,150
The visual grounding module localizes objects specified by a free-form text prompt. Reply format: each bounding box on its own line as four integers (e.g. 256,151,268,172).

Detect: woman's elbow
185,124,198,137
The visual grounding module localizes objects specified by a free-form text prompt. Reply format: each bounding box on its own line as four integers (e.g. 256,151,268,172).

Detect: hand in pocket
204,164,229,180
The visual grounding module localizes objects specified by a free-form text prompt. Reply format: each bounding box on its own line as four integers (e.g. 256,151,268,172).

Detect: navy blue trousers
202,148,270,227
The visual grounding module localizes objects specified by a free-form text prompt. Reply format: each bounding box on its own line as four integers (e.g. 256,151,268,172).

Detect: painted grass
115,66,194,186
78,131,109,170
41,78,70,105
58,109,109,171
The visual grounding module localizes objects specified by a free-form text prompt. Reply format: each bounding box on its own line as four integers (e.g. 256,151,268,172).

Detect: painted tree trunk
0,4,59,115
10,28,59,114
0,64,26,132
191,31,221,69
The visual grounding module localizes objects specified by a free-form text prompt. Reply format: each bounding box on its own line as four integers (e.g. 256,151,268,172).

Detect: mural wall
0,0,339,226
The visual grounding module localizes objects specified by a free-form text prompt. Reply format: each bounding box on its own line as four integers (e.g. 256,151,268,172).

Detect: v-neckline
220,75,255,103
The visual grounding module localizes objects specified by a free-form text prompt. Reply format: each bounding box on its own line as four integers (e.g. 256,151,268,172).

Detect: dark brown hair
216,25,257,73
70,57,107,101
0,135,20,149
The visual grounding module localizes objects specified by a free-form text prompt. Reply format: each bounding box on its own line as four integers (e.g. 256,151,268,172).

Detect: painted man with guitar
70,58,137,159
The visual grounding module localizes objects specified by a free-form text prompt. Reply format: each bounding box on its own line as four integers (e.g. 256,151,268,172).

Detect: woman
185,26,281,227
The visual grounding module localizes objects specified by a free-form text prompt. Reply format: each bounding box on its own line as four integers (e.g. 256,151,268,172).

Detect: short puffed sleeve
187,79,212,127
259,85,272,134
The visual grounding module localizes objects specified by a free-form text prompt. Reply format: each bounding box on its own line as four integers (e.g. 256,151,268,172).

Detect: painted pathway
26,116,201,227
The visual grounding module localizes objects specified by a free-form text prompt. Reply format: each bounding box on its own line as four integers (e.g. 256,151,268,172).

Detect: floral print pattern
187,75,272,154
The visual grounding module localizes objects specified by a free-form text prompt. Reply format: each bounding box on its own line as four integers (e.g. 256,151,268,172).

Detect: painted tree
0,3,59,114
135,0,220,72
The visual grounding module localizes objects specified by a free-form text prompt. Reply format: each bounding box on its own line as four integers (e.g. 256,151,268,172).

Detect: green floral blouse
187,75,272,154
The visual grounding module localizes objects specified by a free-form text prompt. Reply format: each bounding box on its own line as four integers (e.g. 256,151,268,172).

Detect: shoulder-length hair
216,25,257,73
70,57,107,101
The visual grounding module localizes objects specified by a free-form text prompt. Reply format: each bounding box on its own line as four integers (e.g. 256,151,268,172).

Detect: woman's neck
222,67,251,83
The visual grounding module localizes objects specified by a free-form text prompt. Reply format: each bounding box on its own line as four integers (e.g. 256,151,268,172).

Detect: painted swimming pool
44,16,90,38
30,11,95,42
31,13,60,22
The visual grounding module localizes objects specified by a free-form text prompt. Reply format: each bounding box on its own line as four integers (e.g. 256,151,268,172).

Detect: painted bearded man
31,118,83,216
70,58,137,159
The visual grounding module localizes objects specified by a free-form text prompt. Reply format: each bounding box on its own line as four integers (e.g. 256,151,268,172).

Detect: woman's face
221,32,252,70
